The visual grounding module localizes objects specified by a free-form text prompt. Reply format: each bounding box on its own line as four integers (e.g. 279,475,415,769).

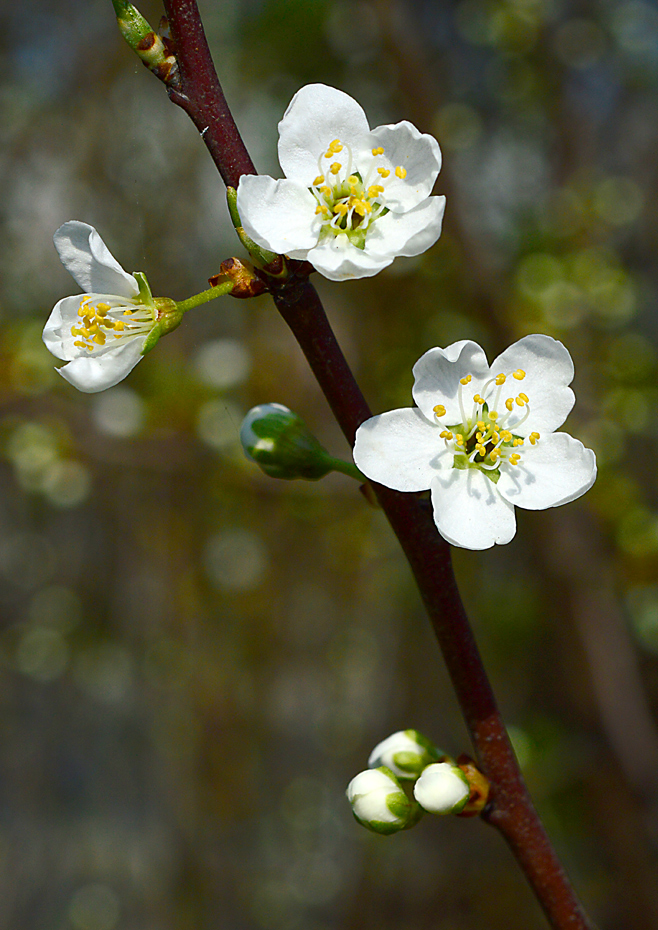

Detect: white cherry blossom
353,335,597,550
236,84,445,281
43,221,161,393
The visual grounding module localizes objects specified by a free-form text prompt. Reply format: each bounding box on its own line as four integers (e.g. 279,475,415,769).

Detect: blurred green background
1,0,658,927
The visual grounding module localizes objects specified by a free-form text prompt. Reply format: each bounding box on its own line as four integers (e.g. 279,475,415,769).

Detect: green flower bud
240,404,333,480
413,762,471,815
346,767,421,835
111,0,179,85
368,729,446,780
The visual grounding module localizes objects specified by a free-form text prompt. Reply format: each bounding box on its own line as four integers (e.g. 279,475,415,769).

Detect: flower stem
158,3,596,927
325,456,367,483
175,280,233,314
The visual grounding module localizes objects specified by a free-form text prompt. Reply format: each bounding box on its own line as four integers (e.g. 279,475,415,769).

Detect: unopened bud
346,767,420,835
209,258,268,299
368,729,445,780
240,404,332,480
111,0,179,86
413,762,470,815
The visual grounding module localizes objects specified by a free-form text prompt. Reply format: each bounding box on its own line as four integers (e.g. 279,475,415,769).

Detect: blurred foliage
0,0,658,928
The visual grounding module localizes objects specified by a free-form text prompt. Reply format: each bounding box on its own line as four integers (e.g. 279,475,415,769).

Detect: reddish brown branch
155,2,596,927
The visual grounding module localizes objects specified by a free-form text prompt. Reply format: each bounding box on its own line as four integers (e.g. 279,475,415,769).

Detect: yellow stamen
460,375,472,385
372,146,385,156
473,393,485,404
433,404,446,417
325,139,343,157
330,162,342,175
313,175,325,186
333,202,348,215
347,174,359,185
395,166,407,179
513,369,526,380
495,373,506,385
455,434,464,446
316,204,329,215
529,431,541,445
516,395,527,407
513,438,524,447
509,454,521,465
477,420,485,430
377,168,390,178
440,430,453,440
505,398,514,411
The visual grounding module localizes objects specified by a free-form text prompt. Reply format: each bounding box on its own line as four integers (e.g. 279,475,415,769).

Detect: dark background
0,0,657,927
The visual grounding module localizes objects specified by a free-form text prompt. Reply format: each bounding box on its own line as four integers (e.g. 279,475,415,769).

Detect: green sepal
352,813,406,836
111,0,154,48
449,768,472,815
140,298,182,356
403,729,446,763
134,271,155,309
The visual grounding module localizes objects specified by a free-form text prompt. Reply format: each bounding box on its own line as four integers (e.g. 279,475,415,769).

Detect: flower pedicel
353,335,597,550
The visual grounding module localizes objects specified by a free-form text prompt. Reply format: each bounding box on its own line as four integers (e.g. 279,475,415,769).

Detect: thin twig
159,2,596,926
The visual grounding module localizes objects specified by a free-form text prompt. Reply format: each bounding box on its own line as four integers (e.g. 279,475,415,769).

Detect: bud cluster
346,729,489,835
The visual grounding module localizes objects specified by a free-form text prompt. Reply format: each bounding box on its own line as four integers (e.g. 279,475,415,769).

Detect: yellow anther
505,398,514,411
325,139,343,156
440,430,453,440
529,431,541,445
372,146,385,156
123,309,133,315
347,175,359,185
491,432,500,444
509,454,521,465
473,393,485,404
476,432,484,442
515,395,526,407
513,438,524,446
313,175,325,186
500,430,512,442
377,167,390,178
495,373,506,385
489,410,498,420
93,333,106,345
490,449,500,462
353,200,369,216
455,434,465,446
333,202,348,215
114,321,125,331
460,374,472,385
518,392,529,403
477,420,485,430
513,369,526,380
316,204,329,215
476,443,486,456
330,162,342,175
320,186,332,197
433,404,446,417
73,340,88,349
395,166,407,179
95,302,111,312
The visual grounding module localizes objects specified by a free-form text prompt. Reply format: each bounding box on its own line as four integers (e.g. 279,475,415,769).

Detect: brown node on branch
455,754,491,817
210,258,268,298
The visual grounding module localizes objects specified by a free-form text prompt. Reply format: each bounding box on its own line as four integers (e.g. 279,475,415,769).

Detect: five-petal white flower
353,335,597,550
43,221,158,393
236,84,445,281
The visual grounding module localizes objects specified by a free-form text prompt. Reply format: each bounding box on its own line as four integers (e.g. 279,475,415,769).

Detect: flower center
71,297,155,353
433,369,541,482
309,139,407,249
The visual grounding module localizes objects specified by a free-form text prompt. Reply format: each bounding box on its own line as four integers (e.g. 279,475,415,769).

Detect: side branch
162,0,256,187
158,2,596,926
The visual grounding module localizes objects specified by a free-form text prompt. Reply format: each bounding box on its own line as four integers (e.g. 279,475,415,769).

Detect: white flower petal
278,84,371,185
307,236,392,281
57,336,146,393
365,196,445,260
354,407,448,491
489,334,575,435
497,432,597,510
413,762,469,814
43,297,69,360
54,221,138,298
368,121,442,211
430,468,517,549
412,341,491,423
237,176,319,255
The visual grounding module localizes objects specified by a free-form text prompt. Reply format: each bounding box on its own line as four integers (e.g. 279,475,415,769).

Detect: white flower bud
413,762,470,815
368,729,443,779
346,767,415,835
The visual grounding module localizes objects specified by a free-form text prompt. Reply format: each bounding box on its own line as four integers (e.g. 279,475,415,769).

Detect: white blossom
237,84,445,281
346,767,413,834
368,729,441,779
413,762,470,815
353,335,597,550
43,221,159,393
